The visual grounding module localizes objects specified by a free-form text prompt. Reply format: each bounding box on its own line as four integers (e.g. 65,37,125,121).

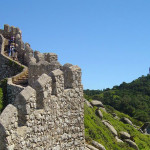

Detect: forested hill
84,74,150,122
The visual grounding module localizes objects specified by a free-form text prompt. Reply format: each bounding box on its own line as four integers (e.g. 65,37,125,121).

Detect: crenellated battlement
0,72,84,149
0,24,21,39
28,59,61,86
0,24,85,149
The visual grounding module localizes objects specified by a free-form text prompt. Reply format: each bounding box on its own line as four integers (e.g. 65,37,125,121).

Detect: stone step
13,80,28,85
18,77,28,80
18,79,28,81
4,44,29,87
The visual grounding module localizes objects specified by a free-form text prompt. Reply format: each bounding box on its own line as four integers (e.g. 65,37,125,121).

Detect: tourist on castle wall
14,46,18,61
11,46,15,59
8,39,11,56
10,43,15,57
11,36,15,43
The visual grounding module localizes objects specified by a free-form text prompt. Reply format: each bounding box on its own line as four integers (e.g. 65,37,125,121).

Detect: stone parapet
0,72,85,149
0,104,18,150
0,24,21,39
63,64,82,89
0,24,85,149
7,78,25,104
28,60,62,86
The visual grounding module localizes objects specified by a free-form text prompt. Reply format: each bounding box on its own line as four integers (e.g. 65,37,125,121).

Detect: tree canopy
84,74,150,122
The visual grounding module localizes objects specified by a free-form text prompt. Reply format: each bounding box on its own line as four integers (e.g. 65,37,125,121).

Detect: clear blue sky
1,0,150,90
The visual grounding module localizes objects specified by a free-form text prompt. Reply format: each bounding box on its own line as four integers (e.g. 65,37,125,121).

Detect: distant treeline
84,74,150,122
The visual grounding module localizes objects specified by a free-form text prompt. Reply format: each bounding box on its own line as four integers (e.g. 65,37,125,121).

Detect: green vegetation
0,79,8,113
84,74,150,122
6,59,24,73
84,103,150,150
0,60,24,113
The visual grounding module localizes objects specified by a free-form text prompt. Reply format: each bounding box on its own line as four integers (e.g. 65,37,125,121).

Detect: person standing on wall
8,39,11,57
9,43,14,57
11,36,15,43
14,44,18,61
10,43,15,59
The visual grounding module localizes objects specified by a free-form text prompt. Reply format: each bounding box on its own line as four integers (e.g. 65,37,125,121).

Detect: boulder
124,139,139,150
99,107,107,113
112,113,119,119
102,120,118,136
91,140,106,150
115,136,124,143
85,99,93,108
112,113,117,117
119,131,130,139
120,117,133,126
85,144,99,150
96,109,103,119
90,100,104,108
133,125,138,129
138,128,143,133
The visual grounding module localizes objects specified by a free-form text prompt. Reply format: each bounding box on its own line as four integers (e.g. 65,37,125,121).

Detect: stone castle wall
0,24,85,149
0,24,31,66
0,24,22,40
0,34,24,80
7,78,25,104
0,33,27,104
28,52,61,87
0,70,84,150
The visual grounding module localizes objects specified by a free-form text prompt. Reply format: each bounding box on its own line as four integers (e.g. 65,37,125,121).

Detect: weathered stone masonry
0,25,85,150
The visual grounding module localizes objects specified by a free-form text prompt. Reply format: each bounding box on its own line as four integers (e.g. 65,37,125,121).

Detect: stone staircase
12,71,28,86
4,38,28,87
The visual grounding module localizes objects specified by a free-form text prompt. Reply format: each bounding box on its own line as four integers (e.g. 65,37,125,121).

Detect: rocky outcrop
115,136,123,143
102,120,118,136
99,107,107,113
112,113,119,119
119,131,131,139
90,100,104,108
86,144,99,150
91,140,106,150
85,96,142,149
96,108,103,119
85,99,93,108
120,117,133,126
124,139,139,150
118,131,139,150
102,120,126,143
85,97,142,149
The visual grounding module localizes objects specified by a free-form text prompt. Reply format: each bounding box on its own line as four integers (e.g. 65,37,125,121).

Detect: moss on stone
6,59,24,73
0,78,8,113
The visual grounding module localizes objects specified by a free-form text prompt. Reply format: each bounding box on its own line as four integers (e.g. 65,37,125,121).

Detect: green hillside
84,103,150,150
84,74,150,122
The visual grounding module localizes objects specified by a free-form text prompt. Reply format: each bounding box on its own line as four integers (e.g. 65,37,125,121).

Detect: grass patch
84,104,150,150
105,105,143,127
0,79,8,113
